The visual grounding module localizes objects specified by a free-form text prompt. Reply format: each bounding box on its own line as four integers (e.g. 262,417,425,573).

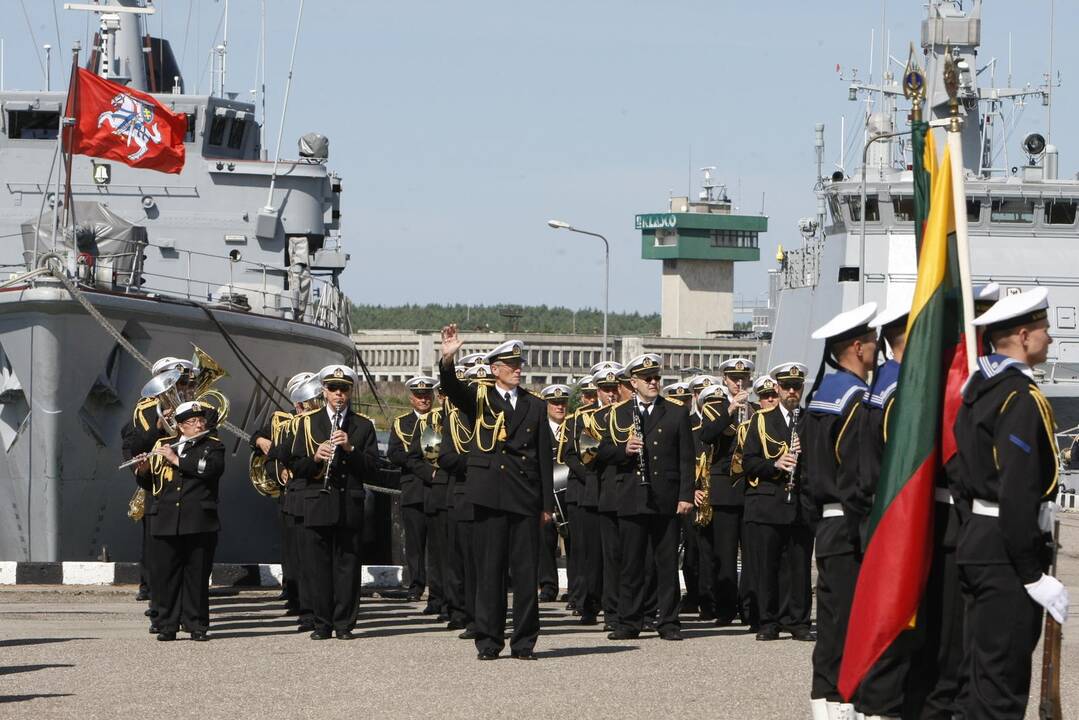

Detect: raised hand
441,323,464,362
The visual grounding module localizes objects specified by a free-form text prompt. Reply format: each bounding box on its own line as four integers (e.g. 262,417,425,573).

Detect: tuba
140,368,186,432
189,344,229,425
249,453,281,498
577,432,600,465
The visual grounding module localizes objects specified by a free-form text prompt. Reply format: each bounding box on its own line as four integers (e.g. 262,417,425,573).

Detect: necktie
334,412,342,431
504,392,513,410
641,403,651,418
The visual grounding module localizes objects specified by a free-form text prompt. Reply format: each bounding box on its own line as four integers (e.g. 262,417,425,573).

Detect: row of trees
350,303,662,335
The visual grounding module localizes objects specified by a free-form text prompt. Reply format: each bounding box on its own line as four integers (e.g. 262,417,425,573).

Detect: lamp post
548,219,609,360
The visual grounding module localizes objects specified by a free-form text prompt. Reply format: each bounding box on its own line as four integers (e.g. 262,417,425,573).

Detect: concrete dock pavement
1,512,1078,719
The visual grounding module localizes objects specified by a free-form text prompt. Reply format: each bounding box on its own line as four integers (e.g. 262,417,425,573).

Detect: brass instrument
784,408,801,504
189,344,230,426
552,463,570,537
694,448,713,528
578,431,600,465
127,488,146,521
420,410,443,463
249,453,280,498
140,368,186,432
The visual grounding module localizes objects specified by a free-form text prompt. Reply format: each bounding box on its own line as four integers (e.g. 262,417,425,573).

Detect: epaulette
867,359,900,409
807,371,867,416
665,397,685,407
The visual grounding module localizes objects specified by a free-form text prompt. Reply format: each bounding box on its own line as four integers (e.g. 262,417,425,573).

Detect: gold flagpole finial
942,45,961,132
903,42,926,123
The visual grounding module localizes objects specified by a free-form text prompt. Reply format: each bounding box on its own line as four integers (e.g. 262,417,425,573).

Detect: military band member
668,379,702,616
285,375,326,633
563,375,604,624
415,378,451,618
437,328,554,661
541,384,572,602
287,365,379,640
388,376,439,606
601,354,695,641
741,365,814,642
135,400,224,641
952,288,1069,718
803,302,878,720
591,362,629,630
561,374,600,614
697,358,755,626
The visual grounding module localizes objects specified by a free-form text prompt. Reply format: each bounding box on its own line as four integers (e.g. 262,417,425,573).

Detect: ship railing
779,245,821,289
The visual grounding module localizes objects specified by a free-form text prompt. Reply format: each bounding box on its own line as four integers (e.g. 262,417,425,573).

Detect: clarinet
784,407,801,504
632,395,650,487
320,404,344,494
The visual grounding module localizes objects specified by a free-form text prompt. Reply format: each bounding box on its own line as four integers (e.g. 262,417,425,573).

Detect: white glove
1025,573,1069,624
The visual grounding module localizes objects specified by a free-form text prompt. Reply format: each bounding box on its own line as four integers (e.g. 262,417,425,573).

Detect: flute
117,430,211,469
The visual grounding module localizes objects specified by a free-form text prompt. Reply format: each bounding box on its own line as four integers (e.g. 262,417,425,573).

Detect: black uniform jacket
589,404,621,514
741,406,803,525
563,404,602,509
595,397,695,517
286,407,379,528
952,355,1058,583
438,360,554,516
122,397,169,493
803,368,868,557
388,411,435,507
439,401,474,522
142,433,226,536
699,396,757,506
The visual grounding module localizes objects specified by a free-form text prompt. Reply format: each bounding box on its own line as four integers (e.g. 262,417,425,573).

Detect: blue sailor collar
867,359,900,409
976,353,1035,382
808,368,868,416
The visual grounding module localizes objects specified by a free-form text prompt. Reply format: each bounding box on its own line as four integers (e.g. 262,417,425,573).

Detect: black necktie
641,403,651,418
504,392,513,410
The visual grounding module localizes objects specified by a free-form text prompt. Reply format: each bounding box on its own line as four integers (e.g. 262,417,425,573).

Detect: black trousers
446,515,475,627
779,521,814,632
150,531,217,634
599,510,622,624
286,514,315,626
139,517,151,596
616,514,680,634
426,509,448,610
745,520,814,634
699,505,743,622
304,522,363,634
957,563,1043,720
472,505,541,654
401,503,427,594
679,514,700,608
279,508,300,611
812,551,861,701
573,505,603,616
538,512,560,596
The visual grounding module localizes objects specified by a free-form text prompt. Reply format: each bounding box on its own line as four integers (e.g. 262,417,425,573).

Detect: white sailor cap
174,400,208,423
151,356,194,376
541,384,572,401
624,353,663,377
454,365,468,380
286,371,314,393
591,362,625,387
485,340,525,364
405,376,438,393
290,376,324,405
972,287,1049,332
871,301,911,330
319,364,357,386
769,362,809,384
576,375,598,392
663,382,692,400
697,384,727,405
718,358,755,377
459,352,486,368
687,374,717,392
465,364,493,381
811,302,878,343
974,282,1001,315
753,376,779,396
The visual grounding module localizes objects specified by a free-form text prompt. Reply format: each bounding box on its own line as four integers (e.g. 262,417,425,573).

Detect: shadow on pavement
0,693,74,703
537,645,639,659
0,638,96,648
0,663,75,677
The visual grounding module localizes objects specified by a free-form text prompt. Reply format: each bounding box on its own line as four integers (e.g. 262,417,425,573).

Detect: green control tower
636,168,766,337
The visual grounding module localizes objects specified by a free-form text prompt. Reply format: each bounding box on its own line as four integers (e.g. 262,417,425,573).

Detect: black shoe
135,589,150,602
476,649,499,661
190,631,209,642
297,621,316,633
607,628,639,640
755,628,780,641
659,628,684,641
309,629,332,640
438,611,451,622
790,628,816,642
336,630,356,640
407,590,423,602
565,600,577,612
511,650,538,660
421,603,441,615
446,620,467,631
538,590,558,603
458,629,478,640
156,631,176,642
603,621,617,632
714,614,737,627
144,608,156,618
579,614,598,626
643,617,657,631
559,593,569,602
148,624,161,634
697,609,716,622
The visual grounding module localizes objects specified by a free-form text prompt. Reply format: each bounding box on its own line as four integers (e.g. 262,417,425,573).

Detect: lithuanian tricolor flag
838,122,967,699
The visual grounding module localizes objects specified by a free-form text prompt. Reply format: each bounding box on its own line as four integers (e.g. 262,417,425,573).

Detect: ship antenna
263,0,305,215
1046,0,1054,143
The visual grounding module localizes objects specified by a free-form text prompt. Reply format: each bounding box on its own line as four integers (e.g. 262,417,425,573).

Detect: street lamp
547,219,609,360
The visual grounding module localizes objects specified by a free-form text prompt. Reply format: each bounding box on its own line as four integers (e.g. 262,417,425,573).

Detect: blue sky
4,1,1070,315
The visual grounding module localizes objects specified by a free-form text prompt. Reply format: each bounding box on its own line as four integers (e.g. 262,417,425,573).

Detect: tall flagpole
943,47,978,374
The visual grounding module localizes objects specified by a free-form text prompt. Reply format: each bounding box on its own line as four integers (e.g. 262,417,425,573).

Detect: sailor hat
753,376,779,396
625,353,663,377
286,371,314,393
662,382,692,400
769,362,809,384
459,352,486,368
485,340,525,364
718,358,755,377
687,374,717,392
974,282,1001,315
871,301,911,330
591,362,625,387
319,364,357,386
465,364,492,381
811,302,878,343
541,384,572,402
697,384,727,405
290,376,324,405
405,376,438,393
174,400,208,423
972,287,1049,332
590,360,620,375
454,365,468,380
576,375,598,393
151,356,194,376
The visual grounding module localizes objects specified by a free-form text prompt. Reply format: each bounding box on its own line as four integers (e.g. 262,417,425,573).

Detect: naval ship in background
0,0,358,562
767,0,1079,434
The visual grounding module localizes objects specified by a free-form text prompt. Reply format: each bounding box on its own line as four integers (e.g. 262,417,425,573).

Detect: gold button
653,441,658,445
176,502,180,506
500,465,506,470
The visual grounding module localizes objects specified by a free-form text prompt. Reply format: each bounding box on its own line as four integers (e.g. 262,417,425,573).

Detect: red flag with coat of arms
63,67,186,174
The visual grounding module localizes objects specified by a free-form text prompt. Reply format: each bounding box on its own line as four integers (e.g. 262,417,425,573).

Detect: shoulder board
393,411,413,422
665,397,685,407
136,397,157,411
807,371,867,416
208,435,220,442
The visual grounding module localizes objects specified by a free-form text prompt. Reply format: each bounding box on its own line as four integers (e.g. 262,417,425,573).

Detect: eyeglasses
638,375,661,384
325,383,351,393
778,381,804,391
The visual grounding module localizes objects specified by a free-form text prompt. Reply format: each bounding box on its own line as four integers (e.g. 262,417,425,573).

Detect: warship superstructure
0,0,354,562
768,0,1079,420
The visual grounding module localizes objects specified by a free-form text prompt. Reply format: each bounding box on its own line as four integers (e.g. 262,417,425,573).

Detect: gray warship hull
0,284,353,562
